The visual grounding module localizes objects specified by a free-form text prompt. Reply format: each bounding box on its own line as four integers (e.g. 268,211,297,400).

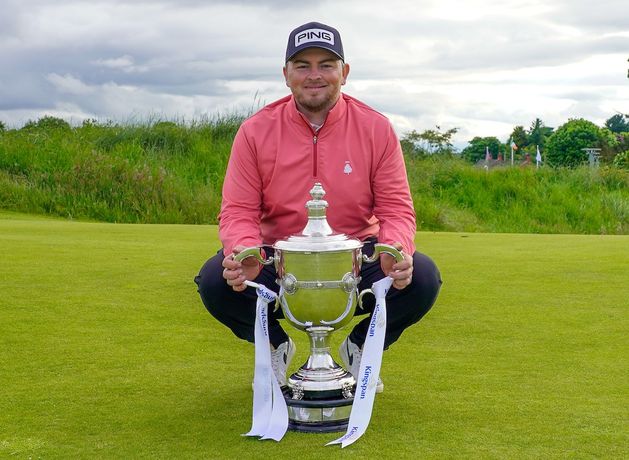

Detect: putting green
1,213,627,458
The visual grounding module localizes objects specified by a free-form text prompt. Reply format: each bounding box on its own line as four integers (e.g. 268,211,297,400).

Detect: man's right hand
222,245,263,292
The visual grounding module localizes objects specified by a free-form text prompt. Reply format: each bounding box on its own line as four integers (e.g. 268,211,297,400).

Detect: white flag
535,145,542,166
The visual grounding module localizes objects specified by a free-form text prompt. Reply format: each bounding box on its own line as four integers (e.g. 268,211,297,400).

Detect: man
195,22,441,392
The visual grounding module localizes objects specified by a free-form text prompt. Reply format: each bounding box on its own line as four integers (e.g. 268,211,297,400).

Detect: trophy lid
273,183,363,252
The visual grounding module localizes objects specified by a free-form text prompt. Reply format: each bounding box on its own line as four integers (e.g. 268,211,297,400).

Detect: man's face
283,48,350,116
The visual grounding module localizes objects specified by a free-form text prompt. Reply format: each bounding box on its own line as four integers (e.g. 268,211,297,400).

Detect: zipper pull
313,135,318,144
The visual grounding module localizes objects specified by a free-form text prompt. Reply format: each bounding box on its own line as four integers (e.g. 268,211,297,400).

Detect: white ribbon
242,281,288,441
327,276,392,448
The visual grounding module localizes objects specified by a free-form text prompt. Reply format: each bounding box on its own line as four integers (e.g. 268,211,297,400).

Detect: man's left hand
379,242,414,290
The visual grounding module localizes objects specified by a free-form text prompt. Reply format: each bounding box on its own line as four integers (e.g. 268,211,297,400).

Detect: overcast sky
1,0,627,147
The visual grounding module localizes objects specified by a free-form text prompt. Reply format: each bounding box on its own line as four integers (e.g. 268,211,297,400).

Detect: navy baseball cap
285,22,344,62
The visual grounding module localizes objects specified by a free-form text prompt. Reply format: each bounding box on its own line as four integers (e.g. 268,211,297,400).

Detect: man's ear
283,66,289,87
341,62,350,85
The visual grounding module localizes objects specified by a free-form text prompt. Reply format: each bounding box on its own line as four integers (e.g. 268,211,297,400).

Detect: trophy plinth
283,326,355,432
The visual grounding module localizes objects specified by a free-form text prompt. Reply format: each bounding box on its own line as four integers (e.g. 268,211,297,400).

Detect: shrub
545,119,608,167
461,136,504,163
22,116,72,132
613,150,629,169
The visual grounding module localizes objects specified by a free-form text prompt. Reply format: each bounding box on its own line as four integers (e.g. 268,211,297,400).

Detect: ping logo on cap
295,28,334,47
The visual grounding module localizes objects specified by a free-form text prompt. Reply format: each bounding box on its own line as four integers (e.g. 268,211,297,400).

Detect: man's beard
297,93,336,113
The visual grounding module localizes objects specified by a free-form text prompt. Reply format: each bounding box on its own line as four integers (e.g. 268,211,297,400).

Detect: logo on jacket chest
343,161,353,175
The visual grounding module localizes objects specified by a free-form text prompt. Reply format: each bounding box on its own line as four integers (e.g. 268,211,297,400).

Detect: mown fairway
1,213,627,459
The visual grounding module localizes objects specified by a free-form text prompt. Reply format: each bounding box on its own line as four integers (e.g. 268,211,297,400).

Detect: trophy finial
310,183,326,201
303,183,332,236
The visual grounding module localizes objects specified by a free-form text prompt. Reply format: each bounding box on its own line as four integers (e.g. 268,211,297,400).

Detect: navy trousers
194,241,442,349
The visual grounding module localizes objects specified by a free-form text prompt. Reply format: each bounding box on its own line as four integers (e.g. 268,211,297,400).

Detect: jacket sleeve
372,122,417,254
218,124,264,255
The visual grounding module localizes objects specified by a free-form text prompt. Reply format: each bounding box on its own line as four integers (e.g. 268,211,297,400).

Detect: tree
0,120,5,132
605,114,629,133
400,130,426,156
545,119,609,167
527,118,554,149
461,136,503,163
510,125,529,150
400,126,459,156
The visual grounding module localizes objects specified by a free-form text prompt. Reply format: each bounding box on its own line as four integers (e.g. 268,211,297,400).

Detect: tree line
401,114,629,169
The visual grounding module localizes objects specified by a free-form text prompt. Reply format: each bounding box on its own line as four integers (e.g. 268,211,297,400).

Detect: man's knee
412,252,442,295
400,252,442,321
195,251,229,315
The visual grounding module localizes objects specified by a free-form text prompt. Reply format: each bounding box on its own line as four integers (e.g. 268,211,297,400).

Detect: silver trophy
236,183,402,432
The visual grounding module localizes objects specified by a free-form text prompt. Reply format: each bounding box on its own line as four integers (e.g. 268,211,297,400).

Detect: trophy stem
288,326,355,399
304,326,336,370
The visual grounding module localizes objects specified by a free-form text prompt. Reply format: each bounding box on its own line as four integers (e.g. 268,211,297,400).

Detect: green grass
1,212,627,458
406,156,628,234
0,118,239,224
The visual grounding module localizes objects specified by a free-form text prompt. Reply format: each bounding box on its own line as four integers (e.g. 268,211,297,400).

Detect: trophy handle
358,244,404,309
233,246,274,265
278,295,313,328
320,289,356,326
362,243,404,264
357,288,373,310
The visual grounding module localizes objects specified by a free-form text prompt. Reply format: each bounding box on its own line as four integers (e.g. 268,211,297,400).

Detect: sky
1,0,627,148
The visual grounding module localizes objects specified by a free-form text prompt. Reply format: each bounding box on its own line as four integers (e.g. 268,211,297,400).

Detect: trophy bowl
274,236,362,331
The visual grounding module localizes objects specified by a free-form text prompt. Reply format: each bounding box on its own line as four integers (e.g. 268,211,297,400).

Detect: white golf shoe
339,336,384,393
270,337,296,387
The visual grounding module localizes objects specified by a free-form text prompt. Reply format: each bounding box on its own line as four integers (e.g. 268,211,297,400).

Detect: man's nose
306,68,323,79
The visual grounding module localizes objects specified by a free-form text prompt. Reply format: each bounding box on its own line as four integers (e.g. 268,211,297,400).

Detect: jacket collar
287,93,347,130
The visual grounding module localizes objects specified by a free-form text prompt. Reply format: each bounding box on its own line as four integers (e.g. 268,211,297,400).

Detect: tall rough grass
0,116,242,224
0,118,627,234
406,156,628,234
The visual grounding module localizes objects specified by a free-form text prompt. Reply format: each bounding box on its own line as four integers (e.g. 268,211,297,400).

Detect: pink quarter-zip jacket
218,93,417,256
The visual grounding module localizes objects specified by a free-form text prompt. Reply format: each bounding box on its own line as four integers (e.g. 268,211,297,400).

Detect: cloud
550,0,629,32
46,73,94,95
0,0,627,146
91,55,148,73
